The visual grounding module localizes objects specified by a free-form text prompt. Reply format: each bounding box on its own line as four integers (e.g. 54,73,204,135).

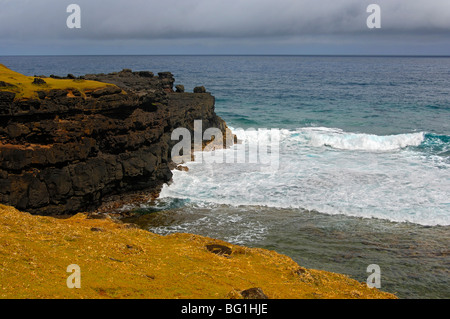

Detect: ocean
1,55,449,298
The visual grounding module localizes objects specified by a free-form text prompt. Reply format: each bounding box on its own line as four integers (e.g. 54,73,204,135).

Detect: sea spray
161,127,450,226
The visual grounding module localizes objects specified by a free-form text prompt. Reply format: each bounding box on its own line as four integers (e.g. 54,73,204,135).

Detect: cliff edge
0,65,228,215
0,204,396,299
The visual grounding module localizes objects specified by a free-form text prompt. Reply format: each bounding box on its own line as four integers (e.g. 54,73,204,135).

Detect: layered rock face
0,69,228,215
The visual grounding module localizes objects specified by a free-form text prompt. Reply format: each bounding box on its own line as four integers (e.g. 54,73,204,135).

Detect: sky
0,0,449,55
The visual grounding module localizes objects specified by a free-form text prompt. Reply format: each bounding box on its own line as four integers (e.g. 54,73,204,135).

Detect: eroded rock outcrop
0,68,229,215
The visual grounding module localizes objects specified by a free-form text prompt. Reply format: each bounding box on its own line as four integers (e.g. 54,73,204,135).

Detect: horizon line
1,54,450,58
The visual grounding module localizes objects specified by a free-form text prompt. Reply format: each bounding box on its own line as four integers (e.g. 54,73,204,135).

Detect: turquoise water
2,55,449,298
3,55,449,135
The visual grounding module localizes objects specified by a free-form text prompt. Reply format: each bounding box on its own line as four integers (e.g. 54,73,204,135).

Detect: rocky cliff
0,66,229,215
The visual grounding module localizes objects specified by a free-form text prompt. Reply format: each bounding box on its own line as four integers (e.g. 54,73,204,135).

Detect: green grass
0,64,120,100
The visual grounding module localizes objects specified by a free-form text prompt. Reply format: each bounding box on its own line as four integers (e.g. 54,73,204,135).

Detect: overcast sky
0,0,449,55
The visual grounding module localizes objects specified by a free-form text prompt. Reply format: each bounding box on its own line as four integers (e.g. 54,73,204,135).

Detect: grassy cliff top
0,64,118,100
0,205,396,299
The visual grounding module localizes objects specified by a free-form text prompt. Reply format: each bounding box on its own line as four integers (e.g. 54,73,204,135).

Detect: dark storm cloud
0,0,449,54
2,0,450,38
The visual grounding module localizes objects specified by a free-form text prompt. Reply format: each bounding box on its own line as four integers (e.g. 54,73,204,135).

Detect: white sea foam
231,126,426,151
160,127,450,226
299,128,425,151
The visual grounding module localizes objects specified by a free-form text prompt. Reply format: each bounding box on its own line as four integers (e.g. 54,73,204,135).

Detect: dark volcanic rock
0,81,14,87
138,71,154,78
206,244,232,256
175,85,185,93
0,69,230,215
193,86,206,93
240,288,269,299
90,86,122,98
32,77,46,85
0,91,16,114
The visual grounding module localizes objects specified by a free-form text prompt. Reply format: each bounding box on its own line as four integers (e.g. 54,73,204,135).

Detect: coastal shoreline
0,65,399,299
0,65,229,216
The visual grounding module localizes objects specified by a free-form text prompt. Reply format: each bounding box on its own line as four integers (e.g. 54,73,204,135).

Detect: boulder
32,77,46,85
240,288,269,299
158,72,173,79
206,244,232,256
175,85,185,93
194,86,206,93
137,71,154,78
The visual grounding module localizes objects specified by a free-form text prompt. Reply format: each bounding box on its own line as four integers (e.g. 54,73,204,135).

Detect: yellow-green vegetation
0,205,397,299
0,64,119,100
